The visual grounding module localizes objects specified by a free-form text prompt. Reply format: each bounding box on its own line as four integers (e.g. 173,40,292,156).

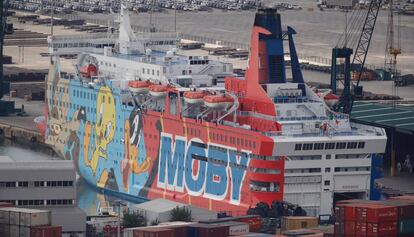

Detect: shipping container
281,216,318,231
222,221,249,236
0,202,13,208
380,201,414,220
19,210,51,227
344,221,356,236
0,223,10,237
334,222,344,235
399,219,414,234
0,210,10,224
335,204,358,221
31,225,62,237
356,221,367,236
367,221,397,237
356,204,398,223
187,223,229,237
133,228,175,237
0,207,51,227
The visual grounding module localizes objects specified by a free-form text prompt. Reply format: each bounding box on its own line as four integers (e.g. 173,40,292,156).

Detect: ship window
152,69,155,75
347,142,358,149
147,69,150,74
358,142,365,149
324,180,330,186
294,144,302,150
325,143,335,150
314,143,324,150
142,68,145,74
336,142,346,149
157,70,159,76
303,143,313,150
325,167,331,172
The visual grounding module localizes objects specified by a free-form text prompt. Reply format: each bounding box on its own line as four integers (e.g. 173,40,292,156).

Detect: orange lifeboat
128,80,152,94
79,64,98,78
149,84,169,97
204,94,234,109
324,93,339,107
183,90,206,104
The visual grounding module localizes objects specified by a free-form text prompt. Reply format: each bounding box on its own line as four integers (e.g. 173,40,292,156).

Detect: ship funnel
248,7,286,84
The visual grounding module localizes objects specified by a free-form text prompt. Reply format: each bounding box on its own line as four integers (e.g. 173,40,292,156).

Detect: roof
351,101,414,134
0,157,74,171
0,207,50,214
133,199,187,213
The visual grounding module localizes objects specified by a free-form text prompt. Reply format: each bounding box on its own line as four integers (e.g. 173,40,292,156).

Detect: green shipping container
399,219,414,234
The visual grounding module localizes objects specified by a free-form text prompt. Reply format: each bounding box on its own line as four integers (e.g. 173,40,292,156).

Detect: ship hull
44,62,284,215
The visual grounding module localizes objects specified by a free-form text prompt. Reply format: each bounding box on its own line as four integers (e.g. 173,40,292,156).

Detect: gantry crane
330,0,382,114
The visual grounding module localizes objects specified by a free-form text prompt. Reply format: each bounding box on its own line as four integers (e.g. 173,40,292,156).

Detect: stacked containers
334,199,414,237
382,200,414,237
0,207,52,237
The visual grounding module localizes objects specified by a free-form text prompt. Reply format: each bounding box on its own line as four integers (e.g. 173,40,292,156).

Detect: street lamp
114,200,127,237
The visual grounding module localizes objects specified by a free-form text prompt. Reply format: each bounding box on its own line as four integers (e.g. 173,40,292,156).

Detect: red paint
366,221,397,237
79,64,97,78
30,225,62,237
356,204,398,223
344,221,356,236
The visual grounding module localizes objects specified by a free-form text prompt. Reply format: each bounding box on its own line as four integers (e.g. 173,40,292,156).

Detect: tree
169,206,192,222
122,211,147,228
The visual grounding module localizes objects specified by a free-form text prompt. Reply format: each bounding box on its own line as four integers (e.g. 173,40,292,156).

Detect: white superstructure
266,83,386,216
48,5,233,87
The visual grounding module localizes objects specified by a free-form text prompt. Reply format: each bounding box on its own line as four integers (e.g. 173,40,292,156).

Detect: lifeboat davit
79,64,98,78
149,84,168,97
324,93,339,107
183,91,206,104
128,80,152,94
204,94,234,109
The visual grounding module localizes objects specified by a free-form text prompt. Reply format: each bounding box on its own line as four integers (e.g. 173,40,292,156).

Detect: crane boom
331,0,382,114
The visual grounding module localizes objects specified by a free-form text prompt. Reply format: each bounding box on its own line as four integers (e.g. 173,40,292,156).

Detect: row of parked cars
8,0,264,14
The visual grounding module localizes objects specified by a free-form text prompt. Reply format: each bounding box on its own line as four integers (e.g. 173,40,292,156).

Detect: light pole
115,200,127,237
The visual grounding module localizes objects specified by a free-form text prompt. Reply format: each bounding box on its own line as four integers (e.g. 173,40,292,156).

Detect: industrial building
324,0,358,9
133,199,217,225
0,157,86,237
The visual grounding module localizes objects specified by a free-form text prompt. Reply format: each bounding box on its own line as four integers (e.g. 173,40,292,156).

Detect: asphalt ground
67,0,414,74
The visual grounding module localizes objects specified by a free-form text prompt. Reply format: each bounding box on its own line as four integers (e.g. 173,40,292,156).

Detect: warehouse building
324,0,358,9
133,199,217,225
0,157,86,237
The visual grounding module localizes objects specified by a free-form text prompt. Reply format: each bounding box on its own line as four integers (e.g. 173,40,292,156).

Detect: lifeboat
149,84,169,97
183,91,206,104
79,64,98,78
324,93,339,107
128,80,152,94
204,94,234,109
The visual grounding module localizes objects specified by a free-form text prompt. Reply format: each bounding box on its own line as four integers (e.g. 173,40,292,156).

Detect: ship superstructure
40,7,386,216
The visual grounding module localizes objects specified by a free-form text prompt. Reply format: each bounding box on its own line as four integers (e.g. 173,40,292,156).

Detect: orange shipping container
281,216,318,231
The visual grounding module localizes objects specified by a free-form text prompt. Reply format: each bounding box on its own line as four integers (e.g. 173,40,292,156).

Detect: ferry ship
38,6,387,216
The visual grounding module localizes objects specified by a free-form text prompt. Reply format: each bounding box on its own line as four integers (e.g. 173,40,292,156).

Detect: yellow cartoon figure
121,120,151,192
84,86,116,178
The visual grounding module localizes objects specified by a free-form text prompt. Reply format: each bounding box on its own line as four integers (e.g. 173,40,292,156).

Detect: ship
38,6,387,216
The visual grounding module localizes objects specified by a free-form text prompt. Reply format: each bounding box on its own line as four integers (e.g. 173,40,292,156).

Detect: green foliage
122,211,147,228
169,206,192,222
150,218,160,226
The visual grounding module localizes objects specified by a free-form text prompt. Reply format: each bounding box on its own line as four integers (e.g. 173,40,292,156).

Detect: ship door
167,92,179,116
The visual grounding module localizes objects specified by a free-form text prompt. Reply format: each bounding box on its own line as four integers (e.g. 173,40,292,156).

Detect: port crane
330,0,382,114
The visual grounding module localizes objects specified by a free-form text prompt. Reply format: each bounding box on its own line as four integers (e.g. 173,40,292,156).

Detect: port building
0,157,86,237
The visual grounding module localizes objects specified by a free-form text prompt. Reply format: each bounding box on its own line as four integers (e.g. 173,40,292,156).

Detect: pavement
66,0,414,75
377,173,414,195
